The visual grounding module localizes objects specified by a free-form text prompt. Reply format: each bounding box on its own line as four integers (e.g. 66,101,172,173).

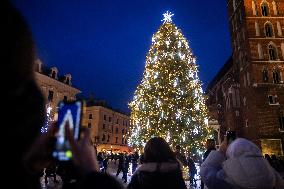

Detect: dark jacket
127,162,186,189
82,171,124,189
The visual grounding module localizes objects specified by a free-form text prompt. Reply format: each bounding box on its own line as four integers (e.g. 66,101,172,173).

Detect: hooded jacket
200,138,284,189
127,162,186,189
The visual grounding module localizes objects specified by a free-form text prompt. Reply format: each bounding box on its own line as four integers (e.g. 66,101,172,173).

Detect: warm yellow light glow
127,14,213,156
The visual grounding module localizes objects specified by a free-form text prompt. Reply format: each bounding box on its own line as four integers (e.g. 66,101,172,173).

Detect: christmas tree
128,11,213,155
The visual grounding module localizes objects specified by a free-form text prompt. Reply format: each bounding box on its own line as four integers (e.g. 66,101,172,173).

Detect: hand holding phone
52,100,83,161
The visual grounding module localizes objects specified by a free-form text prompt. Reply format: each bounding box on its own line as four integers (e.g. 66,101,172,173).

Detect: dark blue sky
13,0,231,113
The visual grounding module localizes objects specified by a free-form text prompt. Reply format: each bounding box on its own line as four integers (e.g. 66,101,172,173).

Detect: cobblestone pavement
41,160,201,189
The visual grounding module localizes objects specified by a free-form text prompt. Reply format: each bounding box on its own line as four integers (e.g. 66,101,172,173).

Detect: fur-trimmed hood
223,138,284,189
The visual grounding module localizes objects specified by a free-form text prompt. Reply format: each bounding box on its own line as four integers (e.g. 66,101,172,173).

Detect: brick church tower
226,0,284,155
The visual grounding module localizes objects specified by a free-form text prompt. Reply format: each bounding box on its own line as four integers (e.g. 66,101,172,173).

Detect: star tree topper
162,11,174,23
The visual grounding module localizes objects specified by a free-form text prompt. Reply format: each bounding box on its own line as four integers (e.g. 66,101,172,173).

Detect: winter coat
127,162,186,189
200,138,284,189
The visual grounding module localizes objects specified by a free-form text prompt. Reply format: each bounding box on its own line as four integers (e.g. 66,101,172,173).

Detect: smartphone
226,131,236,143
52,100,83,161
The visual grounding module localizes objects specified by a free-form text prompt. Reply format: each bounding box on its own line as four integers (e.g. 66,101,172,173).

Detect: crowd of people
5,0,284,188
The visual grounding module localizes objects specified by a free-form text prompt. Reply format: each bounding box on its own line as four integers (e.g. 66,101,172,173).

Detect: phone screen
52,101,82,161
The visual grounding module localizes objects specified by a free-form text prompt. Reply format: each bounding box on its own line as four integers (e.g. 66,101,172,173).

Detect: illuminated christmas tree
128,11,213,155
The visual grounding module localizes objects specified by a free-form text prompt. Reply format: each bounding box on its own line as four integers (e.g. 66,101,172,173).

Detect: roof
206,56,233,93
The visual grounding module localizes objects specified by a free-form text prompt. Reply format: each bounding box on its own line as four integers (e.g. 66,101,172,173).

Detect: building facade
83,103,131,153
35,58,81,116
207,0,284,156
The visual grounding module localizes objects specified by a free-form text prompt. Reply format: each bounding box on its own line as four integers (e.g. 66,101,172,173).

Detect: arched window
273,69,280,83
102,134,105,142
261,2,269,16
263,68,269,82
265,22,273,37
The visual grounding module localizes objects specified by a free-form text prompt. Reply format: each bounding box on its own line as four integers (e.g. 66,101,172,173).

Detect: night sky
13,0,232,113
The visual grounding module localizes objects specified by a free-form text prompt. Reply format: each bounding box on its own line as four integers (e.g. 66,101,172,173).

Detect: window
89,114,93,119
88,123,92,128
116,119,119,124
279,111,284,131
122,129,124,134
115,137,118,143
107,135,110,142
268,95,278,104
102,134,105,142
261,2,269,16
104,115,106,121
109,117,112,122
66,78,70,85
63,96,68,102
103,124,105,129
263,69,269,82
265,23,273,37
235,111,240,117
51,71,56,79
35,63,40,72
116,128,118,134
268,44,277,60
273,69,280,83
112,125,113,133
122,138,124,144
48,90,54,102
245,119,249,127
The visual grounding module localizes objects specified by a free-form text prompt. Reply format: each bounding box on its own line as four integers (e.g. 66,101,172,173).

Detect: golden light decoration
127,12,214,156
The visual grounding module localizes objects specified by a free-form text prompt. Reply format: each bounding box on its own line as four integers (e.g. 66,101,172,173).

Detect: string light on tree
128,11,213,156
41,104,53,133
